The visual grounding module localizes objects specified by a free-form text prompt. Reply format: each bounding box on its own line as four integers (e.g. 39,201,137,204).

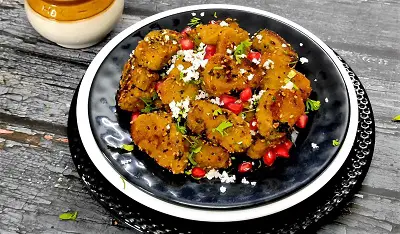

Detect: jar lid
26,0,116,21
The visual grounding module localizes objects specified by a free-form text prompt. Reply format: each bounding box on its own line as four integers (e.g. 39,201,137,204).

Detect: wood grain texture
0,0,399,233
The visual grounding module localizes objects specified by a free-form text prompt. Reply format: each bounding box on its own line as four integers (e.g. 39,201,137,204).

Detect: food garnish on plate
117,17,319,179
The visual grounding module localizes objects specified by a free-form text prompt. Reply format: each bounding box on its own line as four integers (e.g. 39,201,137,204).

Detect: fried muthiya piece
247,137,285,159
157,57,199,104
187,100,251,153
259,52,311,100
131,112,189,174
256,89,305,137
194,141,231,169
259,52,291,90
118,86,154,112
135,29,182,71
189,24,224,45
291,71,312,100
251,29,298,65
117,57,158,112
202,54,262,96
188,19,248,51
215,24,249,54
158,77,199,104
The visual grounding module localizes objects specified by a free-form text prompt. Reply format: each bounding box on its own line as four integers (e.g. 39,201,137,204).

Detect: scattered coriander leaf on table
392,115,400,122
59,211,78,221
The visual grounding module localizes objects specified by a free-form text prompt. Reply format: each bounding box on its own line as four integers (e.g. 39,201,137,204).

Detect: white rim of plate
76,4,358,222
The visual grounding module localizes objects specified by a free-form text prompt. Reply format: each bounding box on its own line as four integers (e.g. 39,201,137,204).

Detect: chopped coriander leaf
234,40,252,64
140,95,159,113
188,146,202,166
192,146,202,154
59,211,78,221
120,176,126,189
188,153,197,165
213,66,224,70
306,99,321,112
213,108,223,116
192,78,202,85
272,96,276,102
392,115,400,122
213,12,217,18
188,17,201,27
287,70,297,79
212,121,233,136
185,170,192,175
332,139,340,146
121,144,134,152
179,71,184,79
176,121,187,134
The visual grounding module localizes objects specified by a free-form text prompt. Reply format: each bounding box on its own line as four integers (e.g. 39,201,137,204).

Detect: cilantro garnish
59,211,78,221
179,71,184,80
188,17,201,27
287,70,297,79
213,12,217,18
392,115,400,122
140,93,159,113
188,146,202,165
176,119,187,134
305,99,321,113
121,144,134,152
332,139,340,146
212,121,233,136
213,108,223,116
234,40,252,64
120,176,126,189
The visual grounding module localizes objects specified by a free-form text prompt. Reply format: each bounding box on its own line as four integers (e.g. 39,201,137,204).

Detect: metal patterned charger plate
67,55,375,233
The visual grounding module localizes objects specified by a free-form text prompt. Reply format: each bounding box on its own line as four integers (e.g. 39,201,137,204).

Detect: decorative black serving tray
67,55,375,233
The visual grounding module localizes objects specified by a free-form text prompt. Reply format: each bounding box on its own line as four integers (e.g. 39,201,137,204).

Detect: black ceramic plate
68,54,374,233
76,5,358,220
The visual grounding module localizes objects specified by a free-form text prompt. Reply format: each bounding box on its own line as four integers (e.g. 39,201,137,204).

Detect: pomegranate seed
238,162,253,173
220,94,236,106
249,118,258,131
205,45,216,56
283,139,293,150
240,87,252,102
263,150,277,166
179,38,194,50
130,112,140,123
204,53,213,60
274,144,290,158
247,51,261,61
155,81,163,92
295,114,308,129
226,102,243,115
192,167,206,178
181,26,192,36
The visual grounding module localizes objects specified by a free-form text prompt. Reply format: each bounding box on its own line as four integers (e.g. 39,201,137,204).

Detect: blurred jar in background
25,0,124,48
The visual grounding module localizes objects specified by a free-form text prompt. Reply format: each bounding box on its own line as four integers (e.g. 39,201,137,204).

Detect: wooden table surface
0,0,399,233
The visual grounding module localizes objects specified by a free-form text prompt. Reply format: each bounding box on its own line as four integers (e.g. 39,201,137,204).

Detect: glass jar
25,0,124,48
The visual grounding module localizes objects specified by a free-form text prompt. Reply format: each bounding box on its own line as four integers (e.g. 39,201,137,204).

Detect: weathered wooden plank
0,124,133,234
0,123,399,233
